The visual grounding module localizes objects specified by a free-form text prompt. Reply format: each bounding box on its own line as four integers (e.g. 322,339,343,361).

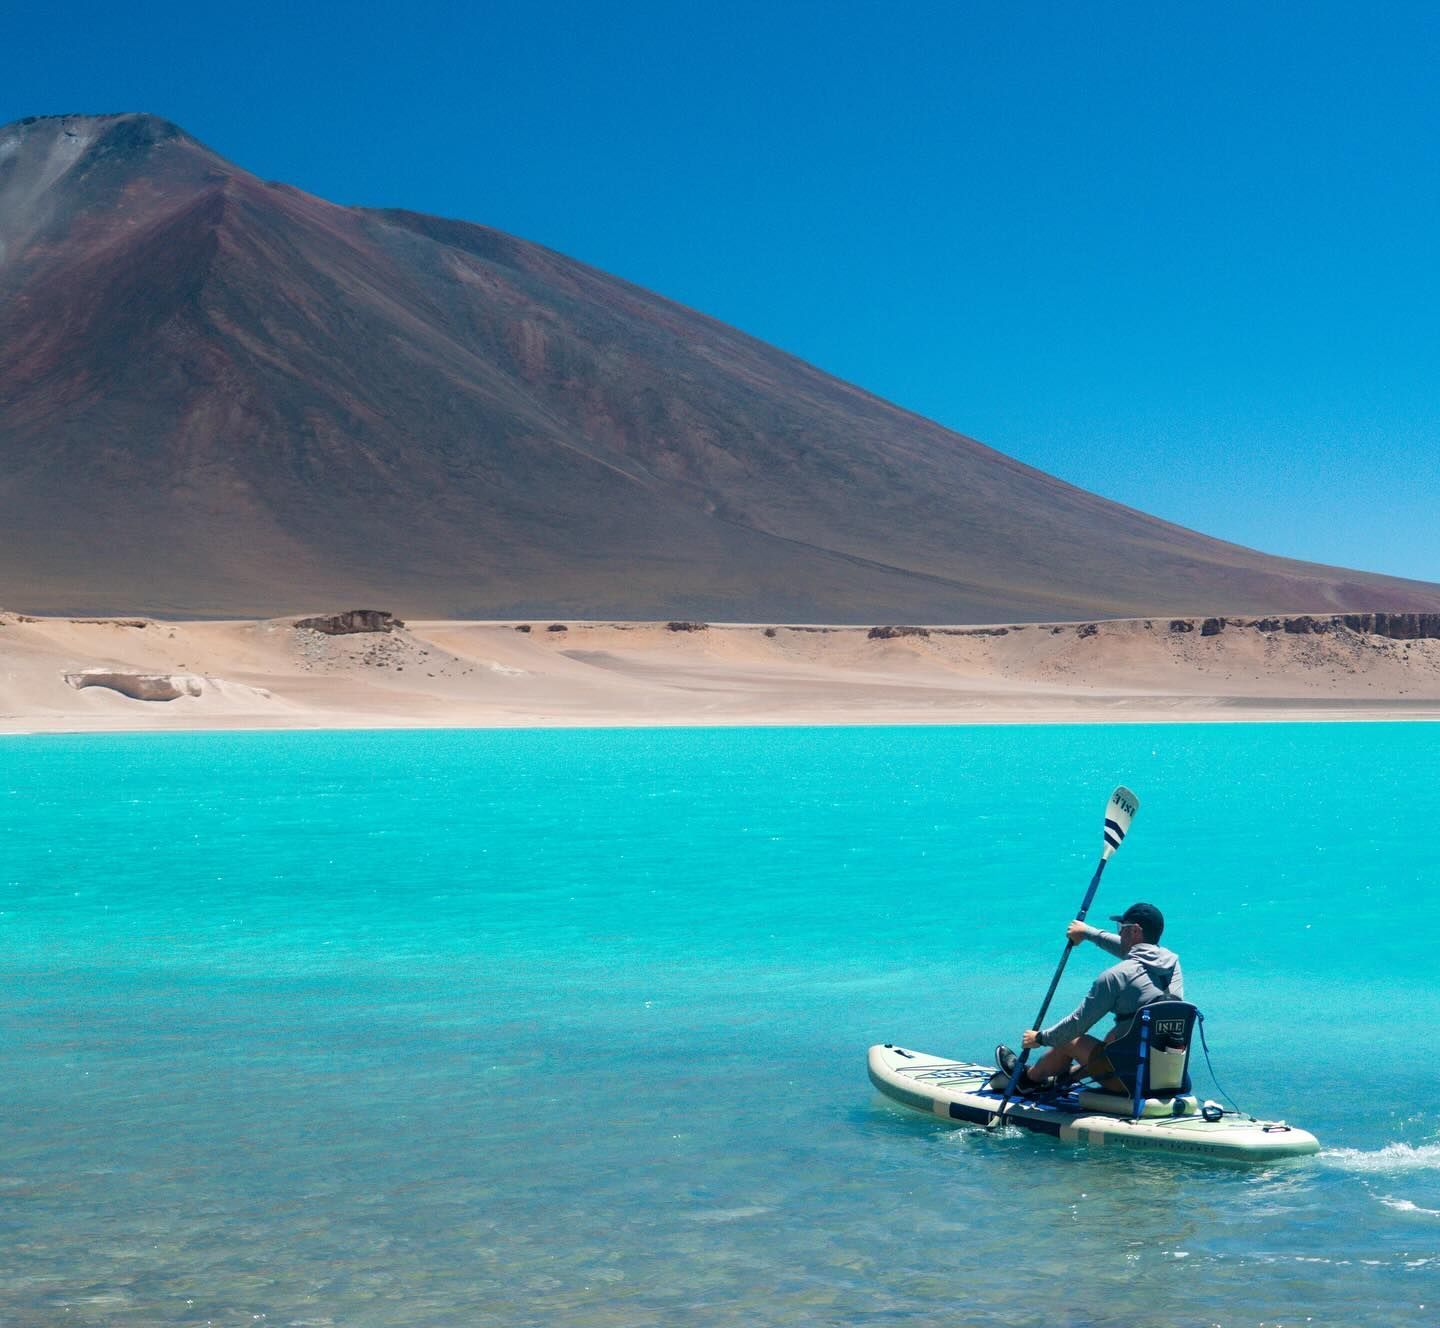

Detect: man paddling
992,901,1184,1095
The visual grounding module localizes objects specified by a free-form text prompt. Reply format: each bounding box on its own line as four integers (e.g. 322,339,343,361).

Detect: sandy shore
3,610,1440,733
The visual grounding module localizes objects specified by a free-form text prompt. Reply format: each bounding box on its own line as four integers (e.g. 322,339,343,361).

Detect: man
992,901,1184,1095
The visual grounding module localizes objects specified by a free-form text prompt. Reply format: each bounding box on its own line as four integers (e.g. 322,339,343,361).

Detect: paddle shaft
994,856,1108,1119
1020,857,1108,1055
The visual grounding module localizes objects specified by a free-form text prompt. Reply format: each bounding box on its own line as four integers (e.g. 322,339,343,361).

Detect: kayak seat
1075,1091,1199,1119
1087,1000,1198,1103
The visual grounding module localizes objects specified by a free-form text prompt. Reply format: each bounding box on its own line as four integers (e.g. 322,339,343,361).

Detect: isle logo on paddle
1101,786,1139,858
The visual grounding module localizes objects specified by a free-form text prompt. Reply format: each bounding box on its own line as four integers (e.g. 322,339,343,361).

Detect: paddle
991,784,1140,1125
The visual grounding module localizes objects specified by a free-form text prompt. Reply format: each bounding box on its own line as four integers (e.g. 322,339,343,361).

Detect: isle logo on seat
1154,1019,1188,1040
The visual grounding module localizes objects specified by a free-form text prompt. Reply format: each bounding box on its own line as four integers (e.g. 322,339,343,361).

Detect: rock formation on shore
293,610,403,635
64,670,204,702
1163,613,1440,639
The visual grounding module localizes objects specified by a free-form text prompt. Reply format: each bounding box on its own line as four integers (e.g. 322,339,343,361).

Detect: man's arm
1067,920,1125,958
1035,969,1122,1047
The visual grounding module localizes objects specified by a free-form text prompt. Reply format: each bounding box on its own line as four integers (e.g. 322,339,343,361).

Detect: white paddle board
868,1044,1319,1162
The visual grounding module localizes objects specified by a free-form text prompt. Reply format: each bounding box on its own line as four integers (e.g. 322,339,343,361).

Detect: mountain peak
0,113,235,281
0,112,218,184
4,110,189,142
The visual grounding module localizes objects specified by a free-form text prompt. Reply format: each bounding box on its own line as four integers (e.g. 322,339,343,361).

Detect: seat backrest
1101,1001,1198,1101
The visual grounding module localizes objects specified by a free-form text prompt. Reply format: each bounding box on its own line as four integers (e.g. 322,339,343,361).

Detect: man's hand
1021,1029,1041,1050
1066,919,1089,946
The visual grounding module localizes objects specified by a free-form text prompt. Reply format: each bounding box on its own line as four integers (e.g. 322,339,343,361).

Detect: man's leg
1024,1034,1100,1084
1081,1028,1129,1094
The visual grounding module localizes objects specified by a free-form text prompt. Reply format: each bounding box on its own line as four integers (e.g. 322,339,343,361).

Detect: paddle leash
990,784,1139,1126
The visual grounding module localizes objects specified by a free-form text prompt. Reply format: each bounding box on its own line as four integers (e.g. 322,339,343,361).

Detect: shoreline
4,610,1440,734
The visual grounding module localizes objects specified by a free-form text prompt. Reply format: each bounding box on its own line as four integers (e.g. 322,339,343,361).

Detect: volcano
2,112,1436,621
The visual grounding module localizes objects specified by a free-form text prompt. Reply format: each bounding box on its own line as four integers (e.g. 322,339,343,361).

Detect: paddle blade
1101,785,1139,860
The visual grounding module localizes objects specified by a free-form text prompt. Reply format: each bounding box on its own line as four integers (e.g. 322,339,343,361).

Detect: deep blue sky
7,2,1439,581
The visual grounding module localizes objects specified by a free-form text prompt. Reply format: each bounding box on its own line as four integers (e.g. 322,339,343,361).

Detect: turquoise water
1,724,1437,1327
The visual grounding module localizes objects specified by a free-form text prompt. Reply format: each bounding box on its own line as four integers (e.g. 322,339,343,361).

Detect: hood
1127,942,1180,988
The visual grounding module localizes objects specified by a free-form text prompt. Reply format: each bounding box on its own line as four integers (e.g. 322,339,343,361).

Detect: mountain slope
2,111,1437,620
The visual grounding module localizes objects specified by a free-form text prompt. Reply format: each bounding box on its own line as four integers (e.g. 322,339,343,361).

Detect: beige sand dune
3,610,1439,734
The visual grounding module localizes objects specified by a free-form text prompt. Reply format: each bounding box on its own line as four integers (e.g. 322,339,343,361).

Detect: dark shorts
1100,1019,1141,1080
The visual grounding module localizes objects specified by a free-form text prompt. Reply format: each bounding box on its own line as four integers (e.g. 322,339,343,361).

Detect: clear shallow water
0,724,1437,1327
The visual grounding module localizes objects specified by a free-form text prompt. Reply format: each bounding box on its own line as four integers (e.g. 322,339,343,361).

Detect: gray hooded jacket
1038,925,1185,1047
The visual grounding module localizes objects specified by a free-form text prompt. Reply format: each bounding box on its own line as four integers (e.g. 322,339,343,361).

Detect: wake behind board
868,1044,1319,1162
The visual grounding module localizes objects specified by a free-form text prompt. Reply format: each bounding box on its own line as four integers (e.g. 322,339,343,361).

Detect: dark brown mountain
3,111,1437,620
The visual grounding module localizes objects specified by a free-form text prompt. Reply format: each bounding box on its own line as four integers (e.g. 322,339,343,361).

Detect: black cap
1109,901,1164,941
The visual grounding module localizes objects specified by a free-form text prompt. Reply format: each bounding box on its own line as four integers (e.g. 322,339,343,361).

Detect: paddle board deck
868,1044,1319,1162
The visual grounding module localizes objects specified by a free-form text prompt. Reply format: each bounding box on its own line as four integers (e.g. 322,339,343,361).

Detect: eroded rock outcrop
1161,613,1440,640
64,670,204,701
293,609,403,635
1340,613,1440,640
868,625,930,640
